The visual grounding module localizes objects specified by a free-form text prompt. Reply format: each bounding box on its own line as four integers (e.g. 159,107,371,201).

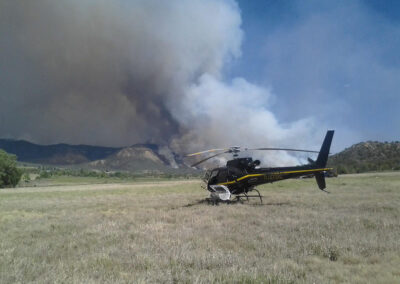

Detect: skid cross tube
235,190,263,203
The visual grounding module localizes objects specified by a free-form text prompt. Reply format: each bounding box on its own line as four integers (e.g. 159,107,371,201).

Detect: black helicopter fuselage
205,158,331,195
204,130,335,196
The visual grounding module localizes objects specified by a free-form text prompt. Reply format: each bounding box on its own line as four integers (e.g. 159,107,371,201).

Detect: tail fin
316,130,334,167
315,172,326,190
315,130,334,191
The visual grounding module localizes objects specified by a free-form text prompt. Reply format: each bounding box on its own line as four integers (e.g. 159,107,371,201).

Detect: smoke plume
1,0,321,165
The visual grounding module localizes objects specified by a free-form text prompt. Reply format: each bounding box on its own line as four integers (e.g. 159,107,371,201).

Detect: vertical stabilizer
316,130,334,167
315,172,326,189
314,130,334,192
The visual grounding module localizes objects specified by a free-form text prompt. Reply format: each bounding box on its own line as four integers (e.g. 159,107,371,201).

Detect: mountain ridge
0,138,184,171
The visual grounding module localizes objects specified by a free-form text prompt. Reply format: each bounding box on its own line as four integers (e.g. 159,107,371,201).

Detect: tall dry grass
1,173,399,283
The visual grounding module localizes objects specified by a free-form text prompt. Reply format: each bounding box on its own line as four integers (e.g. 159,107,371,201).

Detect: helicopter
186,130,334,204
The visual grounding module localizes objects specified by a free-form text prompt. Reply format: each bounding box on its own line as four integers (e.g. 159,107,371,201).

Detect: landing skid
235,188,263,204
206,188,263,205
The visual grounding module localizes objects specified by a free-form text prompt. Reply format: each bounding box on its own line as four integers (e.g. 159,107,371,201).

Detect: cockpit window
216,169,228,183
207,168,229,184
210,170,219,179
206,170,219,185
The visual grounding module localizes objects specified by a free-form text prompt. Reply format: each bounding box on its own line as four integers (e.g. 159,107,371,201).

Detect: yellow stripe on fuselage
217,174,264,185
217,168,332,186
279,168,332,175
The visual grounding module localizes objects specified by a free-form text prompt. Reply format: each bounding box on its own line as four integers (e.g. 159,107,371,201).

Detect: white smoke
171,74,321,166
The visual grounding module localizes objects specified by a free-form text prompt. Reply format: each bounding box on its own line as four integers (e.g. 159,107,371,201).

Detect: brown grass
1,172,400,283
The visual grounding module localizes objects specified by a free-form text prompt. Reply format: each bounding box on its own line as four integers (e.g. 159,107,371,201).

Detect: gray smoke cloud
1,0,241,146
1,0,321,165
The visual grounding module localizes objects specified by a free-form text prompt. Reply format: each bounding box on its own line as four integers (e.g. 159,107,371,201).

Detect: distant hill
0,139,185,171
88,145,184,172
328,141,400,174
0,139,121,165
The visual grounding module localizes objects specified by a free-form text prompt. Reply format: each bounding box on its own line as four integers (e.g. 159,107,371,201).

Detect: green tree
0,149,22,188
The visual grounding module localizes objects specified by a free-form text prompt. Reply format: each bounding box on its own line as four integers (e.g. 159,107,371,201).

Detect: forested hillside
328,141,400,174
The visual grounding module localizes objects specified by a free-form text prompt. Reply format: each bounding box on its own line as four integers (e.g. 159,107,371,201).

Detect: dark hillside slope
0,139,121,165
328,141,400,173
0,139,185,171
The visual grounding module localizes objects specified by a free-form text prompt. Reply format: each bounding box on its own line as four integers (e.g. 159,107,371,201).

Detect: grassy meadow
1,172,400,283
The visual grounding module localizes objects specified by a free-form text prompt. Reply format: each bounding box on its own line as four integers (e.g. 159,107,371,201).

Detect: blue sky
228,0,400,150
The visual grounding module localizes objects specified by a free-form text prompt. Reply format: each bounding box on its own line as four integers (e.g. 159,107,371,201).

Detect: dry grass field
1,172,400,283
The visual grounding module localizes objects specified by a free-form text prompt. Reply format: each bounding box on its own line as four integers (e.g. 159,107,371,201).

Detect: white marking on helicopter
209,184,231,201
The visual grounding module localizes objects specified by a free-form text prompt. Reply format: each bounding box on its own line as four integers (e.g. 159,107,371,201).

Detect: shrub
0,149,22,188
39,171,52,179
22,172,31,182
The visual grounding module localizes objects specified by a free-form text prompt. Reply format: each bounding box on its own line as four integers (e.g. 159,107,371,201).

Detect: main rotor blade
190,151,228,167
248,148,320,153
186,148,228,157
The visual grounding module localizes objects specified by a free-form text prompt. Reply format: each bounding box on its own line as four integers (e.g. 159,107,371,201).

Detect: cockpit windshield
204,168,229,185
